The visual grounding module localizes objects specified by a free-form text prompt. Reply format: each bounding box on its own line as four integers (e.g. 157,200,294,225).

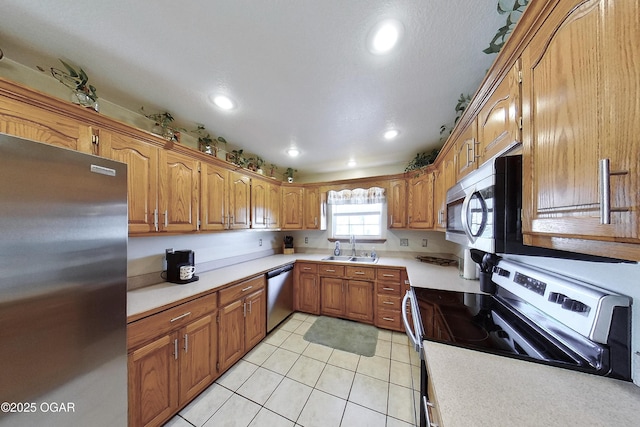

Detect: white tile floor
165,312,421,427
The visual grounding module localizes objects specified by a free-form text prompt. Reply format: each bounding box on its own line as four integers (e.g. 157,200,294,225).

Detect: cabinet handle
383,301,394,305
390,214,393,227
314,217,318,226
163,209,168,228
184,334,188,353
423,396,439,427
243,302,247,317
383,317,395,321
153,209,159,231
170,312,191,323
303,267,312,271
242,286,253,292
174,338,179,360
598,158,629,224
325,269,335,273
382,274,395,278
473,139,481,160
383,287,396,291
249,300,252,314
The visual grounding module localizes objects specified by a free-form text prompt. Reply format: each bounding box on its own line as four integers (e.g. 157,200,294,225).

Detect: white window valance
327,187,386,205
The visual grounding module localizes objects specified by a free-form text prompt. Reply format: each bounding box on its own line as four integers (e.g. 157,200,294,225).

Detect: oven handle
402,290,423,353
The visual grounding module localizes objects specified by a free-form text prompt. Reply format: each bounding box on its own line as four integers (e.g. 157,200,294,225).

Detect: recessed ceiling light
287,147,300,157
211,95,235,110
368,19,403,54
384,129,399,140
347,159,357,167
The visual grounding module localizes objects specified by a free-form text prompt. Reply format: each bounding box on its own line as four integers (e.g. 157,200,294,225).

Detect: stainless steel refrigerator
0,134,128,426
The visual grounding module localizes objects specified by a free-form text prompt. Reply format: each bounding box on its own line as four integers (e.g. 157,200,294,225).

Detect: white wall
128,230,281,277
286,228,461,258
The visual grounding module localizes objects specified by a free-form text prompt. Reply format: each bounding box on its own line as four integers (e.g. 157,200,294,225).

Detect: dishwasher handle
266,263,294,279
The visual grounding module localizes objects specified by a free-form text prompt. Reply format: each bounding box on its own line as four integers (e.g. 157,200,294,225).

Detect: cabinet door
229,171,251,229
521,0,640,259
218,299,245,372
454,119,478,181
267,182,281,228
281,185,304,229
433,146,456,231
101,131,159,234
407,172,435,229
201,163,229,231
345,280,374,323
128,334,179,427
179,313,218,405
304,187,325,229
158,150,200,232
297,272,320,314
0,95,91,152
320,277,345,317
245,288,266,350
477,60,521,163
387,179,407,229
251,179,268,229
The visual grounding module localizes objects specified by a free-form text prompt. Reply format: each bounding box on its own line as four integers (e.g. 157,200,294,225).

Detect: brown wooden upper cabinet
251,176,281,229
521,0,639,260
0,83,93,153
476,61,522,163
407,171,435,229
303,186,326,230
158,150,200,233
387,178,407,229
281,184,304,230
433,146,456,231
100,130,159,234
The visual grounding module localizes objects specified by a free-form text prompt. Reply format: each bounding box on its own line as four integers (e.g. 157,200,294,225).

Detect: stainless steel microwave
446,155,522,254
445,155,625,261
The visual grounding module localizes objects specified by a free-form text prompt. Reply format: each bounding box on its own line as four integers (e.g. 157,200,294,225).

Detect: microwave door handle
460,188,475,242
402,290,422,353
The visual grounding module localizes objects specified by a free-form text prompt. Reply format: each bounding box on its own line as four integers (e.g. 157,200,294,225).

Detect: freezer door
0,135,128,427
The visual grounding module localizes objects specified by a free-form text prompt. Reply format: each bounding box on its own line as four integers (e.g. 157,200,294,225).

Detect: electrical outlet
305,237,308,244
400,238,409,247
422,239,428,247
259,239,262,246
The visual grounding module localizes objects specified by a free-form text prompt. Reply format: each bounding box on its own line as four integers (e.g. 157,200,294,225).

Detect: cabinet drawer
376,309,402,331
377,268,401,283
377,294,401,310
219,275,265,306
376,281,402,296
297,263,318,274
319,264,345,277
128,292,217,349
345,266,375,280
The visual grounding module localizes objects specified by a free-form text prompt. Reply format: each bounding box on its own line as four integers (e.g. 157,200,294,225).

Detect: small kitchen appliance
166,250,199,284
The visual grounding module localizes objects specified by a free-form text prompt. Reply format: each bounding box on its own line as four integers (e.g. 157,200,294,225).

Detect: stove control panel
492,259,631,344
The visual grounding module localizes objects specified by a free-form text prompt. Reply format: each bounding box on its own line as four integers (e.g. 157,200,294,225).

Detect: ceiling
0,0,505,179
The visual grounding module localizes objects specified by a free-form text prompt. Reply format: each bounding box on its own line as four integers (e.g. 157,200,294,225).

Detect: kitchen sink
321,255,378,264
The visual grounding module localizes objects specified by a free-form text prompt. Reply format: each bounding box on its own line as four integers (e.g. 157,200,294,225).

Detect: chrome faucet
350,235,356,257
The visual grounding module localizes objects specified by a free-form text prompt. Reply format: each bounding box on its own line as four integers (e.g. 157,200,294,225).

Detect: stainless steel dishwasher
266,263,294,332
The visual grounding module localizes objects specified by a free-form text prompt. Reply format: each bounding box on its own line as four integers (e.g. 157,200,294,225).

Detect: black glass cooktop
412,287,603,373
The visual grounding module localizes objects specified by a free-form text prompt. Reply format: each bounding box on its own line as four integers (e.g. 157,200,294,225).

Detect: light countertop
127,253,481,320
423,340,640,426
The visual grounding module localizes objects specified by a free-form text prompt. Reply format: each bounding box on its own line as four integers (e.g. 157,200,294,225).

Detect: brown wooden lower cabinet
218,275,266,372
319,269,375,324
127,293,218,427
